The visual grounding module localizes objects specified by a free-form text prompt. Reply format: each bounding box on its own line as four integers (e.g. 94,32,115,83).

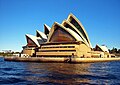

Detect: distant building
1,50,13,53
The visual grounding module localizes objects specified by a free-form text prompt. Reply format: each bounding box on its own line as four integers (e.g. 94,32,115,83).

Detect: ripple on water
0,57,120,84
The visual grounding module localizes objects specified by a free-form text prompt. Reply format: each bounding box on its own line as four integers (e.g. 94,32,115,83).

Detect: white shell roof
62,20,90,47
44,24,51,31
26,34,42,47
67,13,92,48
100,46,109,52
97,44,109,52
36,30,47,39
48,22,84,42
25,13,93,48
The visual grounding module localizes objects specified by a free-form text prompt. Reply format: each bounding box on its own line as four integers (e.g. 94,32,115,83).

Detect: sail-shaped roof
95,44,109,53
44,24,51,36
26,34,43,47
62,20,90,47
67,13,92,48
25,13,92,48
47,22,83,43
36,30,47,42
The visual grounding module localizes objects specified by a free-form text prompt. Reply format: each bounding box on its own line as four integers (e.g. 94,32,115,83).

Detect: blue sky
0,0,120,52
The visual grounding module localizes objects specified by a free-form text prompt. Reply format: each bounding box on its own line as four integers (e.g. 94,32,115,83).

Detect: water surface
0,57,120,85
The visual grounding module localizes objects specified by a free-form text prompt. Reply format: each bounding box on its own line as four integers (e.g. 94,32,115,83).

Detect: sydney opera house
22,14,111,58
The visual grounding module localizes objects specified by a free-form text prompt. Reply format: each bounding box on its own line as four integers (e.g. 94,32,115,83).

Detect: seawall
4,56,120,63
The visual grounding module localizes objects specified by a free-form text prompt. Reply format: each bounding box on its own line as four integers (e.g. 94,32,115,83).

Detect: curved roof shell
44,24,51,36
67,13,92,48
96,44,109,53
36,30,47,42
26,34,43,47
47,22,83,43
62,20,90,47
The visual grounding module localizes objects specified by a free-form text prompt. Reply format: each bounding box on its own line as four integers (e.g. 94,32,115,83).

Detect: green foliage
108,48,120,56
109,47,120,54
0,52,13,57
0,51,20,57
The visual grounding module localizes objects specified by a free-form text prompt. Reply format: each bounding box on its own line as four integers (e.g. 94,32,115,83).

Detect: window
64,23,78,35
70,17,89,43
49,26,76,42
64,23,84,41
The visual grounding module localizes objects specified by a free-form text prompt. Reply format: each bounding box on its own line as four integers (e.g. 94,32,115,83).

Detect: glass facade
70,17,89,43
63,22,84,41
37,39,45,44
49,26,76,42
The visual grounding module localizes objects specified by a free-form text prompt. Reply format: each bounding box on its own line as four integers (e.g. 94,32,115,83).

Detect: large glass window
37,39,45,44
70,17,89,43
64,23,78,35
64,23,84,41
49,26,76,42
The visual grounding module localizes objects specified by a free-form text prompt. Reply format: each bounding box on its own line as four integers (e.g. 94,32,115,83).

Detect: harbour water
0,56,120,85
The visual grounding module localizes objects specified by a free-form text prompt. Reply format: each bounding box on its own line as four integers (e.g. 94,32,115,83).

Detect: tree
110,47,117,53
118,49,120,53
